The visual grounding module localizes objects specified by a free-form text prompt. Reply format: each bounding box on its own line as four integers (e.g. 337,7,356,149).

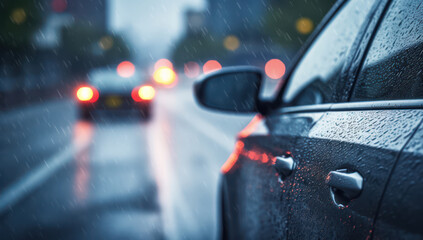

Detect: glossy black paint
196,0,423,239
374,123,423,239
220,113,313,239
287,110,423,239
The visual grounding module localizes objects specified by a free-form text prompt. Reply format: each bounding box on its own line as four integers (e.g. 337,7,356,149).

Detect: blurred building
0,0,109,108
31,0,108,50
67,0,107,30
205,0,269,38
185,9,206,36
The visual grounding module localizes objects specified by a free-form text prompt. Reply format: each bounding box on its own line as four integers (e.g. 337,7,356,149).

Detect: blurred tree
0,0,43,49
171,0,335,68
263,0,335,49
171,32,226,69
60,22,131,74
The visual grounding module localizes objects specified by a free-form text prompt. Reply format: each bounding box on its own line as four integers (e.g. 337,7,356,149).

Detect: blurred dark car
194,0,423,239
75,67,155,120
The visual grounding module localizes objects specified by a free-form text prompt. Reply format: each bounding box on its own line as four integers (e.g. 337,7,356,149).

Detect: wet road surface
0,84,253,240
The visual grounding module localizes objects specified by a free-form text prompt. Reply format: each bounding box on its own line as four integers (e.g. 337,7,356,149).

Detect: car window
88,68,146,90
351,0,423,101
283,0,376,106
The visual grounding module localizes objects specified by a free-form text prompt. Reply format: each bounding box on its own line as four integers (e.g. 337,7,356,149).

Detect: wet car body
195,0,423,239
77,68,153,120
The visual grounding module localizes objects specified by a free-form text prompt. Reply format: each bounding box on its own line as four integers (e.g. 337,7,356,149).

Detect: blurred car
194,0,423,239
75,67,155,120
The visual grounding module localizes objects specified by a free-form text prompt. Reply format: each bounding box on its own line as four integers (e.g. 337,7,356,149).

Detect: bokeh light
154,59,173,70
154,67,176,86
296,17,314,35
77,87,94,102
184,61,201,78
203,60,222,74
223,35,240,51
117,61,135,78
51,0,68,13
10,8,26,25
98,36,114,50
138,86,156,100
265,59,286,79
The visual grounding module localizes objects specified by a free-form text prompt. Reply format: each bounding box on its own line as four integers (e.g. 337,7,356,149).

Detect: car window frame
268,0,390,113
266,0,423,116
271,0,346,108
347,0,423,102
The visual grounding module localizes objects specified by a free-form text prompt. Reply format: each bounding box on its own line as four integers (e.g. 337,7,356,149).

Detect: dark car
75,67,155,120
194,0,423,239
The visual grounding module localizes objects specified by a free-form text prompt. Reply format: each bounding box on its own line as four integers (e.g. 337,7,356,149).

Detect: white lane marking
148,105,211,240
0,142,89,213
146,108,179,240
148,91,242,239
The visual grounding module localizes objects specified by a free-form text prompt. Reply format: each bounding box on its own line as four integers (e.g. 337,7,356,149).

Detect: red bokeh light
132,85,155,101
51,0,67,13
154,59,173,70
131,86,141,102
138,86,155,100
76,86,98,103
184,61,201,78
265,59,286,79
203,60,222,74
117,61,135,78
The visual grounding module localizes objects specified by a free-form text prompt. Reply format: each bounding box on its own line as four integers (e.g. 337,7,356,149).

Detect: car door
342,0,423,238
286,0,423,239
221,0,379,239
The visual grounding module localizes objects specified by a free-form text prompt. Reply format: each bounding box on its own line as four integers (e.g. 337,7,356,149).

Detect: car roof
88,67,147,92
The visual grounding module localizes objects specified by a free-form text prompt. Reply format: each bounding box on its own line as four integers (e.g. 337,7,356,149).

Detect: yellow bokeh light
138,86,155,100
223,35,240,51
10,8,26,25
153,67,176,85
296,17,314,35
98,36,114,50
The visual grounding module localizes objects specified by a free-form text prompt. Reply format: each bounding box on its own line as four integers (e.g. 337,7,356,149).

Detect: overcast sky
109,0,205,64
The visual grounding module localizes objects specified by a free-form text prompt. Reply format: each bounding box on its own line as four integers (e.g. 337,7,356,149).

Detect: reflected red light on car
73,121,94,201
238,115,262,138
265,59,286,79
51,0,67,13
221,141,244,174
132,85,155,101
154,58,173,70
203,60,222,74
184,61,201,78
76,86,98,103
117,61,135,78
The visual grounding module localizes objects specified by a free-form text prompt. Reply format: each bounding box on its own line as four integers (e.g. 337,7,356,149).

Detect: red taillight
76,86,98,103
132,85,155,102
139,86,155,100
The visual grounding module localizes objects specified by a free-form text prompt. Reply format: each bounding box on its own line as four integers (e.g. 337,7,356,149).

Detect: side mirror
194,66,263,113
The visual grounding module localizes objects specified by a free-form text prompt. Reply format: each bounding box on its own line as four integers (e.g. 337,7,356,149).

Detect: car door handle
325,170,363,199
273,156,295,178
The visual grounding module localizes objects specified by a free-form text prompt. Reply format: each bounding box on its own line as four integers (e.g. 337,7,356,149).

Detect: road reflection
73,121,95,203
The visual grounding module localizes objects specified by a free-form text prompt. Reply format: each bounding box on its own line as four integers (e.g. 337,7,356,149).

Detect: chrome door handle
325,170,363,199
273,156,295,178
